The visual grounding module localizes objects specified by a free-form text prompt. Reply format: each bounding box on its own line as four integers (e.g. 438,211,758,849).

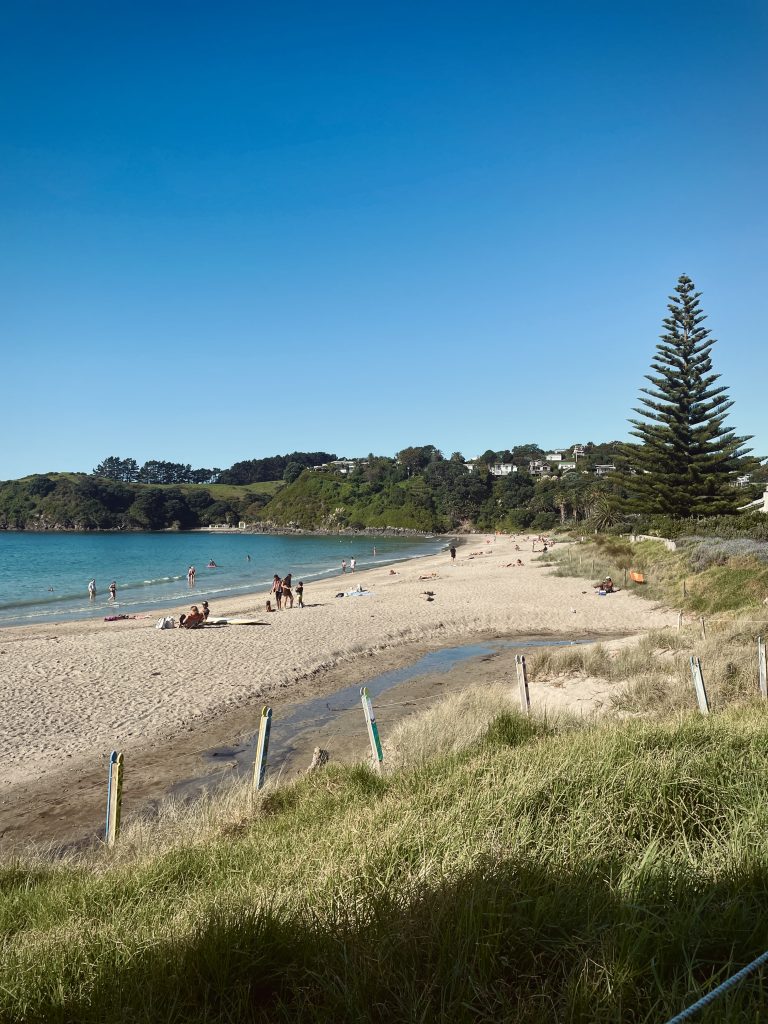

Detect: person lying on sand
419,573,439,580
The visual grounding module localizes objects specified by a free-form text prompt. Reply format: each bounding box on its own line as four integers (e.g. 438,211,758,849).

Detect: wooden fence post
252,706,273,792
689,656,710,716
515,654,530,715
361,687,384,773
758,637,767,700
700,616,706,640
677,611,683,632
682,579,687,598
105,750,124,848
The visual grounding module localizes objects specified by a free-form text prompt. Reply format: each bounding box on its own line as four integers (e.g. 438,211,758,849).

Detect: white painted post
360,687,383,773
515,654,530,715
105,750,124,847
677,611,683,632
690,656,709,716
758,637,767,700
252,706,272,792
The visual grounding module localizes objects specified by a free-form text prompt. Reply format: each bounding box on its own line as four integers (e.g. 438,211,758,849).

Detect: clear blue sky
2,0,766,479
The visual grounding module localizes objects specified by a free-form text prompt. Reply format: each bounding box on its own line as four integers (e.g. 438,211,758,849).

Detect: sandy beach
0,535,676,847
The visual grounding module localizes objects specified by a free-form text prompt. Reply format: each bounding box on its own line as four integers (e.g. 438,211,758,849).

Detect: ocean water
0,532,446,629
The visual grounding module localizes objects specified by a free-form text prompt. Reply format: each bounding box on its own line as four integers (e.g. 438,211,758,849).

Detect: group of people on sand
266,573,304,612
179,601,210,628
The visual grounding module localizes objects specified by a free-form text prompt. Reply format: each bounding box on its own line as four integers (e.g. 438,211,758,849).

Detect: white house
559,461,577,472
594,464,616,476
546,452,563,462
529,460,553,476
489,463,517,477
739,488,768,514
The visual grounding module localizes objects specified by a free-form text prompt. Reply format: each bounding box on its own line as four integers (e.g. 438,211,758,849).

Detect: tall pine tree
622,275,752,517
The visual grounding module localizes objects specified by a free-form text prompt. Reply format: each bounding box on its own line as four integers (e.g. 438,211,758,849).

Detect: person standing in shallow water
88,579,96,600
341,559,347,573
108,581,117,601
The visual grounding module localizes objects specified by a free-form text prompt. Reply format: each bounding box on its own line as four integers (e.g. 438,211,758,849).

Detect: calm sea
0,532,446,628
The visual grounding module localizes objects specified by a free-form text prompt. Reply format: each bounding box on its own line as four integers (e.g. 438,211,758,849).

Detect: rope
663,948,768,1023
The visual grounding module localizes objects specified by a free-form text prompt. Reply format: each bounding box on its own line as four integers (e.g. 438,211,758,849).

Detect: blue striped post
360,687,383,773
252,706,272,792
105,751,124,847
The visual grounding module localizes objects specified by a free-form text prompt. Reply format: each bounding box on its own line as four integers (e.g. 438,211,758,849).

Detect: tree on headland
622,275,753,517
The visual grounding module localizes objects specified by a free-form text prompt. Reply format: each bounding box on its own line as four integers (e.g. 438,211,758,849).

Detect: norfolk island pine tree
620,274,755,518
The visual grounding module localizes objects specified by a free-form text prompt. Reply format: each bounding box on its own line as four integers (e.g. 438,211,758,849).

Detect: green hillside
0,475,281,531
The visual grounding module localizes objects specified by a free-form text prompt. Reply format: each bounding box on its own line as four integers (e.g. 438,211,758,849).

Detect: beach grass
3,695,768,1021
550,535,768,615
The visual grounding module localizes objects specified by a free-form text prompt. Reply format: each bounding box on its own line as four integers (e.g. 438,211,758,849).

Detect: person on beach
372,546,376,556
282,576,294,608
341,559,347,573
350,557,356,572
265,599,275,612
296,580,304,608
202,601,210,620
207,559,217,568
449,544,456,561
181,605,205,628
187,565,196,585
272,574,283,610
108,581,117,601
88,579,96,600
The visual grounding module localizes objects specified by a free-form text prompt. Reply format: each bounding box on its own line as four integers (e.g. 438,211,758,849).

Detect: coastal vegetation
3,441,763,533
0,279,763,537
3,654,768,1021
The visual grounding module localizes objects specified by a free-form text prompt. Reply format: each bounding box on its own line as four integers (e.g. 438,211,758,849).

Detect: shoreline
0,535,677,849
0,533,453,632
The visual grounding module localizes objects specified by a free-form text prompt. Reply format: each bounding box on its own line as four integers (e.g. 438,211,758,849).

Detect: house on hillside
529,460,553,476
594,464,616,476
314,459,368,475
489,463,517,477
546,452,563,462
739,488,768,514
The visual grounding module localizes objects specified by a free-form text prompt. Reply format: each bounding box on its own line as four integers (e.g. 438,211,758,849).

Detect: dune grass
526,616,768,717
3,698,768,1022
550,535,768,617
